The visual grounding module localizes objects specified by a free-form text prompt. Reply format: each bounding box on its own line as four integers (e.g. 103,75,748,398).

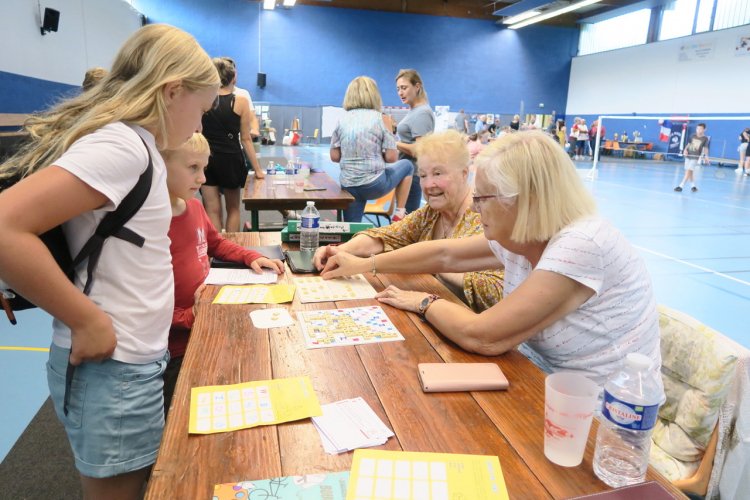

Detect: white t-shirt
52,122,174,364
488,217,661,386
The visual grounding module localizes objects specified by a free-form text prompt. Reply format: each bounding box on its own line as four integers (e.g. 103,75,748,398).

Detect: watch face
420,297,430,312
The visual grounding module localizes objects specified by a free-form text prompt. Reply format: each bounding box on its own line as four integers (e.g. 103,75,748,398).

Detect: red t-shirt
168,198,262,357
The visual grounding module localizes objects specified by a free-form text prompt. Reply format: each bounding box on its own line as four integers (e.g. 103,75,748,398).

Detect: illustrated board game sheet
298,306,404,349
347,449,509,500
214,472,350,500
293,275,377,303
189,376,321,434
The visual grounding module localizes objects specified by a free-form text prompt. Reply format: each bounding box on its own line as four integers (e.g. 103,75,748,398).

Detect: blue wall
131,0,578,113
0,70,78,115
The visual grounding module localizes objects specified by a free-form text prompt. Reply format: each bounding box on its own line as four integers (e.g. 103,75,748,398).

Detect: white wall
0,0,142,85
566,24,750,115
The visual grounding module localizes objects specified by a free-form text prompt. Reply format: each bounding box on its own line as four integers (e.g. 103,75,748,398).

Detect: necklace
436,189,471,240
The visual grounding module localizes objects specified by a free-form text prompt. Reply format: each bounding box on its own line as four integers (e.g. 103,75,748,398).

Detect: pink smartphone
417,363,509,392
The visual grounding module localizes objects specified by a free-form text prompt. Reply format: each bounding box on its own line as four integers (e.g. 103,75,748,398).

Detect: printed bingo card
298,306,404,349
293,275,377,303
188,376,322,435
347,449,508,500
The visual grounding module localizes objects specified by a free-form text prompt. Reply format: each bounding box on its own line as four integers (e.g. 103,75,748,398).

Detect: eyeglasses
472,193,515,212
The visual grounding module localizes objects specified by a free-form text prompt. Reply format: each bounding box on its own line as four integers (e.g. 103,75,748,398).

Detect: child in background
675,123,710,192
162,133,284,412
0,24,220,498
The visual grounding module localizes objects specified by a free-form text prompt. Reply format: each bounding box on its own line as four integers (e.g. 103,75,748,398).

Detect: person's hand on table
69,308,116,365
251,257,285,274
254,170,265,180
376,285,429,313
313,244,339,270
320,250,369,279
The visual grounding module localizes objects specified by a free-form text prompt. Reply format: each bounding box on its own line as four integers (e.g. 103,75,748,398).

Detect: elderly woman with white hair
315,129,503,312
319,131,661,385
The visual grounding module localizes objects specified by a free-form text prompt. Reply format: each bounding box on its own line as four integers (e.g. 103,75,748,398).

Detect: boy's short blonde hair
162,133,210,160
183,133,210,155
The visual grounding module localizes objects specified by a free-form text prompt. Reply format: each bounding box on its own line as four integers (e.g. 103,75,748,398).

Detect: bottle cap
306,201,314,206
625,353,652,371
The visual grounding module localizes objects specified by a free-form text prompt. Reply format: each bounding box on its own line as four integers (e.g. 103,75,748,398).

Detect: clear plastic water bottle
285,160,296,187
299,201,320,252
266,160,275,176
593,353,664,487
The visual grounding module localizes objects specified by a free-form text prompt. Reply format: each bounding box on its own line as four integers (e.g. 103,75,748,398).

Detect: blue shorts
47,343,169,478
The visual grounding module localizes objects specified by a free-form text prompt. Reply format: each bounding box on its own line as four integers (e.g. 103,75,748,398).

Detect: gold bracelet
370,254,377,276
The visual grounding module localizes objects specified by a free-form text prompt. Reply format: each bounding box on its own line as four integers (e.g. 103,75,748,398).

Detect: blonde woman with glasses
0,24,219,498
319,131,662,387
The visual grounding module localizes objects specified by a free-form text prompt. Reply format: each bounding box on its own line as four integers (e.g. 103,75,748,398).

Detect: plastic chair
304,128,319,145
363,190,395,227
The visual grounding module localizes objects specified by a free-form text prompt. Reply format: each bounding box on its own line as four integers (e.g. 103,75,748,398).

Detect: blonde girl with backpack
0,24,219,498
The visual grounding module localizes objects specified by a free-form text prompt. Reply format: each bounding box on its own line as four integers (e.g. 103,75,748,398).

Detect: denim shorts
47,343,169,478
342,160,414,222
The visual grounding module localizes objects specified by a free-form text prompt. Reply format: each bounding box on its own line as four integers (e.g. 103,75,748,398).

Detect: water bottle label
602,389,659,431
301,216,319,229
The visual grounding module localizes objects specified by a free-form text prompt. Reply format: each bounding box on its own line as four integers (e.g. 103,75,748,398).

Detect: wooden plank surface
242,171,354,211
379,271,686,499
146,232,684,499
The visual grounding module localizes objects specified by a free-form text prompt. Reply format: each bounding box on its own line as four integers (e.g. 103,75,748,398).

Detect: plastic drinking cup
544,372,600,467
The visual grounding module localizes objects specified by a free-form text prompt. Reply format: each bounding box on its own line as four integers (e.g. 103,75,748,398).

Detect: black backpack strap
71,137,153,295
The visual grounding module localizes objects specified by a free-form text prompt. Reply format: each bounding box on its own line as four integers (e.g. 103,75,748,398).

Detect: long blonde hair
474,131,596,243
0,24,219,184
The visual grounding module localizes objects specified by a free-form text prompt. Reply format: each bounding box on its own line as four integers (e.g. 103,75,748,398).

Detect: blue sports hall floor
1,145,748,462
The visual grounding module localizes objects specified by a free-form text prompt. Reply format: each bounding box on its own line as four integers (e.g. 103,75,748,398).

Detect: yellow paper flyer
347,449,508,500
189,376,321,434
212,284,295,304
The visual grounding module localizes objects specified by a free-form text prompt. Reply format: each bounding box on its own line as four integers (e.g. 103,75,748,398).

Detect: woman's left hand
251,257,285,274
376,285,429,313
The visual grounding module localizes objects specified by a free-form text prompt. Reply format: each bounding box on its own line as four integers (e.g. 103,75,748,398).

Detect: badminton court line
635,245,750,288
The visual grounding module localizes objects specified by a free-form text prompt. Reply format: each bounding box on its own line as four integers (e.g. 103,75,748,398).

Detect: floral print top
359,204,504,311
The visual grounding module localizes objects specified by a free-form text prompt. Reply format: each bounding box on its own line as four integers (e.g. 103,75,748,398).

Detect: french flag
659,120,671,142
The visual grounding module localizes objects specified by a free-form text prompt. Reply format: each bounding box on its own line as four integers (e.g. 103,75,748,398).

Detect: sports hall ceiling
298,0,646,26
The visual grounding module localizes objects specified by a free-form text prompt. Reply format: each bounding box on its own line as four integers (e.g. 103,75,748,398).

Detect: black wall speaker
41,8,60,35
257,72,267,89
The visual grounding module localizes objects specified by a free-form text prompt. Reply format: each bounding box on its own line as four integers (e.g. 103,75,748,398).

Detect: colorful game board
298,306,404,349
347,449,509,500
293,275,377,303
214,472,350,500
189,376,321,434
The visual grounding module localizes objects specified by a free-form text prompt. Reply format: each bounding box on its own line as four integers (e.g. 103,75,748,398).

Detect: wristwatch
417,294,441,322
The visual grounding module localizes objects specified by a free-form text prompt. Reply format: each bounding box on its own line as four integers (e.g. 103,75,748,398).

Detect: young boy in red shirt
162,133,284,412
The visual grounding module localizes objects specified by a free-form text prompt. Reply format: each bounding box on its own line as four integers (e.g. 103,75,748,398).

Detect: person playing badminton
675,123,709,193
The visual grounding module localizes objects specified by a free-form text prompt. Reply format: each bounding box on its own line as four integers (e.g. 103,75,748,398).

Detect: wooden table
242,166,354,231
146,233,684,499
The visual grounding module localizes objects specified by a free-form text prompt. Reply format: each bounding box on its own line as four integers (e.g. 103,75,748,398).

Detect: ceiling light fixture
263,0,275,10
503,10,541,24
509,0,603,29
282,0,296,6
